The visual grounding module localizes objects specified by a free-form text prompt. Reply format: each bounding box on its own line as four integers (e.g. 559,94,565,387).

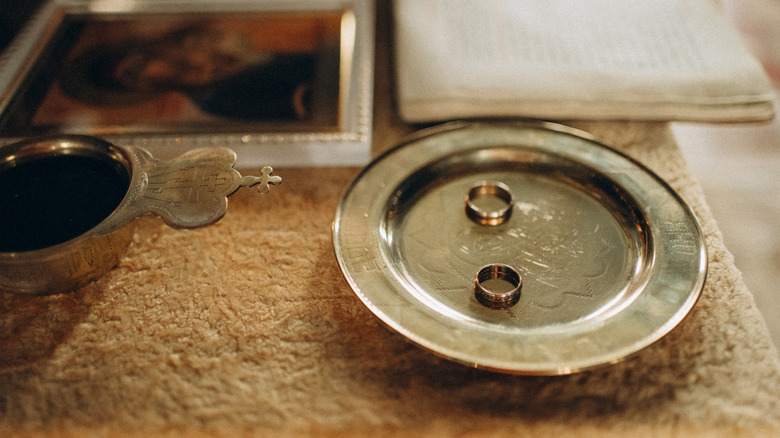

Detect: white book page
394,0,775,122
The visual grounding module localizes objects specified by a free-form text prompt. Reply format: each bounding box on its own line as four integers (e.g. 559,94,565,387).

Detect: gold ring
474,264,522,309
465,181,514,226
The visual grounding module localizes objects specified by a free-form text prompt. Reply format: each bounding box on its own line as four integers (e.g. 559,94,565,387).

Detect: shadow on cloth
0,284,101,369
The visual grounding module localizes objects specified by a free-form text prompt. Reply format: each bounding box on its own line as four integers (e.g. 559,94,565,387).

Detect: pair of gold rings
464,181,522,309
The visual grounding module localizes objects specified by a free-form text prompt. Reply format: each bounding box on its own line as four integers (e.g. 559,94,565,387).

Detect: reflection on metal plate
332,121,707,375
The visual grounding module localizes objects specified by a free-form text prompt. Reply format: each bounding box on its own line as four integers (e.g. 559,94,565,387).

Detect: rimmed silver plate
332,121,707,375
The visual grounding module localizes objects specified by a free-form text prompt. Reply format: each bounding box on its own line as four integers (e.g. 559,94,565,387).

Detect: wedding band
474,264,522,309
465,181,514,226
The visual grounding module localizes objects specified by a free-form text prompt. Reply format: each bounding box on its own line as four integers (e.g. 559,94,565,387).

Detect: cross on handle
239,166,282,194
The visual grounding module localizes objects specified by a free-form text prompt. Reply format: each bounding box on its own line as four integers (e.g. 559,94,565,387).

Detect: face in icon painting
57,22,333,122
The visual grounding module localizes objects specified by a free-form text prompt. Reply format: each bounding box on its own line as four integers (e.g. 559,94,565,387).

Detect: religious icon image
3,12,343,136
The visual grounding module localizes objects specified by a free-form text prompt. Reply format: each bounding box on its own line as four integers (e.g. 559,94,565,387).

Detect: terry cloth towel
1,119,779,437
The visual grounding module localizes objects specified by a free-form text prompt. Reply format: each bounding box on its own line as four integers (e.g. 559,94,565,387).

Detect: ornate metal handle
104,146,281,232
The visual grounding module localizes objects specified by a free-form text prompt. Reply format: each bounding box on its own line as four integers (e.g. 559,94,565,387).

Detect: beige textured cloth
2,123,780,437
0,118,780,436
2,3,780,436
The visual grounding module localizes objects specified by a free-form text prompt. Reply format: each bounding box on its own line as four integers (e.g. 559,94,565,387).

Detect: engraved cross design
149,167,230,202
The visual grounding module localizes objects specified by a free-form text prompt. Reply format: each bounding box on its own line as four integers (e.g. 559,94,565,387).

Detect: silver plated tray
332,122,707,375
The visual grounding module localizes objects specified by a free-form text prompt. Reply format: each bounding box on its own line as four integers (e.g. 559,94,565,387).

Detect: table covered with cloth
2,5,780,438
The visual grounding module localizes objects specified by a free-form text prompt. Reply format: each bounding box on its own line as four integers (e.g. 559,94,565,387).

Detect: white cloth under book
394,0,776,123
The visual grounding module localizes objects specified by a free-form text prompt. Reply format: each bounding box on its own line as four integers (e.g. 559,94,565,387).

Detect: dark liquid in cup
0,154,130,252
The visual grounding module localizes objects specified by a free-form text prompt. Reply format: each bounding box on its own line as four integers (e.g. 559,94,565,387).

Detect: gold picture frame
0,0,374,167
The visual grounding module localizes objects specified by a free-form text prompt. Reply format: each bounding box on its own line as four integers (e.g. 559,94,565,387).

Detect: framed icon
0,0,375,166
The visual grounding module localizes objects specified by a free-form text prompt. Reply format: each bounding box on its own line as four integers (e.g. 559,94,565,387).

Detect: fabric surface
1,120,780,437
2,2,780,435
393,0,776,123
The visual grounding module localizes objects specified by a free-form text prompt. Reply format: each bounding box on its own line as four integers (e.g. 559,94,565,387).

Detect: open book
394,0,775,123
